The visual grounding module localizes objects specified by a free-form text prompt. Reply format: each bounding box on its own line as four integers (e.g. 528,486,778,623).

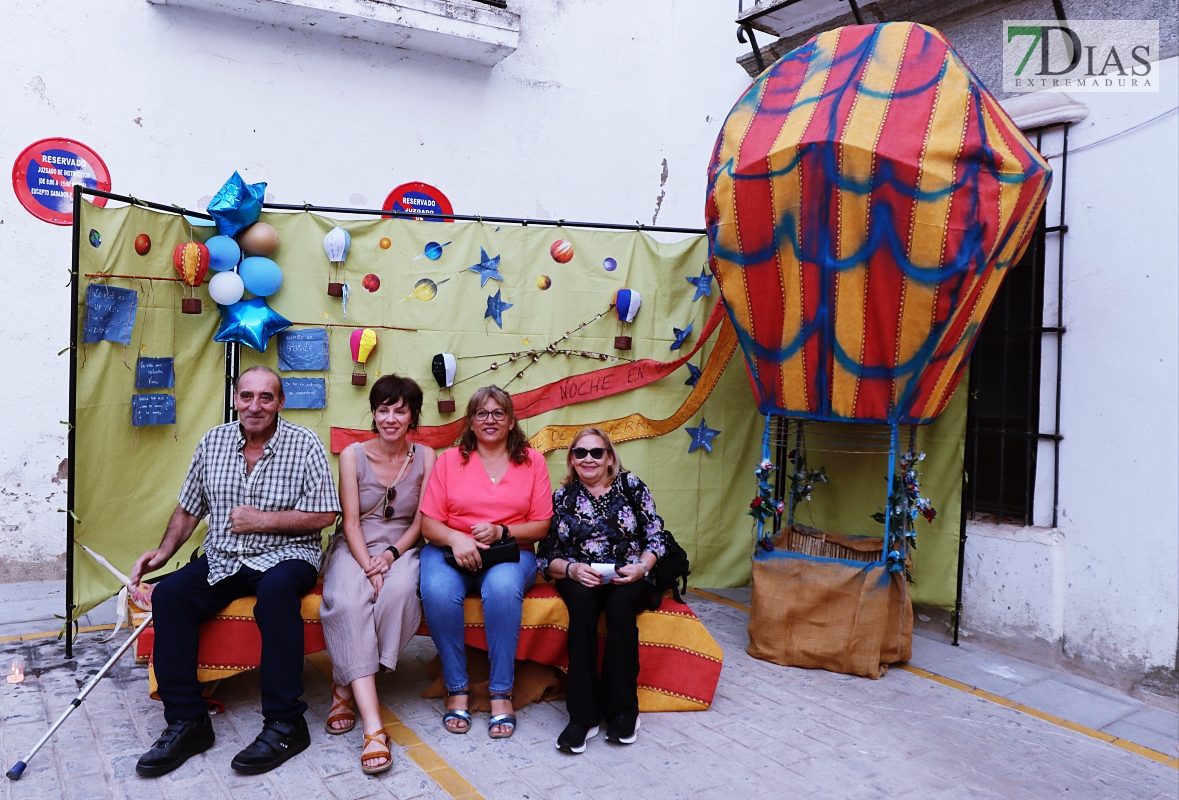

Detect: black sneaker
606,713,640,745
555,722,599,754
230,716,311,775
136,714,215,777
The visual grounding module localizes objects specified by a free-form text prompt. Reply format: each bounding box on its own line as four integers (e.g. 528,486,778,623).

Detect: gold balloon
238,222,279,256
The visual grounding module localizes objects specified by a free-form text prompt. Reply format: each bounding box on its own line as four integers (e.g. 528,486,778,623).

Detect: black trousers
555,578,655,726
151,554,318,724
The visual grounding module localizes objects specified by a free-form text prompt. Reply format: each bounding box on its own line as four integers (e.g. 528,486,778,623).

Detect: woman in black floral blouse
537,427,668,755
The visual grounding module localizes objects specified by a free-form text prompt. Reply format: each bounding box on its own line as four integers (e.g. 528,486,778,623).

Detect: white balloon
209,270,245,306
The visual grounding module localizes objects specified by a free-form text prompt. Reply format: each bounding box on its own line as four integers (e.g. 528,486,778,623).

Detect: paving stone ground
0,583,1176,800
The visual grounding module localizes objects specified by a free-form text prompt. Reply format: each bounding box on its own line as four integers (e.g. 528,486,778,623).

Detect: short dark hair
369,374,424,431
237,365,284,399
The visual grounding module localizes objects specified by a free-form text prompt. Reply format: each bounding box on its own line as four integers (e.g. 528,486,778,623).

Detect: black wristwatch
500,524,511,541
386,546,400,561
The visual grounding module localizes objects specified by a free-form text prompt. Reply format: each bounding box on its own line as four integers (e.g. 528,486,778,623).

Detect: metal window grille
962,125,1068,528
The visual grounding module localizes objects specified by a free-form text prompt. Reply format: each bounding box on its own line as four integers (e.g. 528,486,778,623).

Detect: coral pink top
420,447,554,545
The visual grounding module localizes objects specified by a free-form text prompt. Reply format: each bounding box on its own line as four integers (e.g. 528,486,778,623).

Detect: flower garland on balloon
748,458,784,545
871,449,936,579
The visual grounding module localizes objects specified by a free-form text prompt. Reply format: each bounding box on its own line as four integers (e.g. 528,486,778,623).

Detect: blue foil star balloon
686,267,714,301
467,247,503,287
686,418,721,453
685,363,702,387
207,172,266,237
671,321,694,350
214,298,292,352
485,290,513,329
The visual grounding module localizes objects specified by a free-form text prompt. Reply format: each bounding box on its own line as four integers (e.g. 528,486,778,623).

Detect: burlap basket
747,527,912,679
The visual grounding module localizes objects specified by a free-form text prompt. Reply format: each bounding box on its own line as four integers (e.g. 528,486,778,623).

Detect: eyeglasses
474,409,507,422
383,486,397,520
571,447,607,460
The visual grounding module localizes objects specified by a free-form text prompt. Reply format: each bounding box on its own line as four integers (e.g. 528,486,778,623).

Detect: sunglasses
571,447,607,460
382,486,397,519
474,409,507,422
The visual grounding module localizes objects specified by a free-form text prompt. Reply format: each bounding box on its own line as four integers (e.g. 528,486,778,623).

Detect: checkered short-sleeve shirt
178,416,341,585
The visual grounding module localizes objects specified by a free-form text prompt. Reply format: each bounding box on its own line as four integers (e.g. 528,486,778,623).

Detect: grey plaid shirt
178,416,341,585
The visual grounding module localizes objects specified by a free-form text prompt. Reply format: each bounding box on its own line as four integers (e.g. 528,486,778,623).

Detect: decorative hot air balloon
350,328,377,386
706,22,1050,424
613,288,641,350
324,226,352,296
432,352,457,413
173,241,210,314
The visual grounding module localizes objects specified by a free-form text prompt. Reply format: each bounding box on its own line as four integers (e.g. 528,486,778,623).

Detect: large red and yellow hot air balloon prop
706,22,1051,424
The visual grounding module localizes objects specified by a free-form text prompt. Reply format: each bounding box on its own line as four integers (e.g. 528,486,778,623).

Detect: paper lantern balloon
350,329,377,365
238,222,279,256
550,239,574,263
213,298,292,352
172,241,210,287
239,256,283,297
206,235,242,272
208,270,245,305
706,22,1051,424
431,353,457,388
134,234,151,256
323,226,352,263
615,288,641,323
207,171,266,237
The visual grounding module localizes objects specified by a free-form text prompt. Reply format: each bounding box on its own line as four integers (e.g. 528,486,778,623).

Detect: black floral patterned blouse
537,471,668,584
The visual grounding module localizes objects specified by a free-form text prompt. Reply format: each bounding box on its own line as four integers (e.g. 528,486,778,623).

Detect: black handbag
443,537,521,571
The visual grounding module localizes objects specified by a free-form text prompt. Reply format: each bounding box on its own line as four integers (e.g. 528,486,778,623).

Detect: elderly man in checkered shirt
129,366,341,779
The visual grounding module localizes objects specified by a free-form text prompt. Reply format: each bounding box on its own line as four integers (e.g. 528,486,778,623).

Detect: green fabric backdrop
71,201,963,621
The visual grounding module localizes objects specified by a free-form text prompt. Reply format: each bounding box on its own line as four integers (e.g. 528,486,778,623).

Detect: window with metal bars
962,125,1068,528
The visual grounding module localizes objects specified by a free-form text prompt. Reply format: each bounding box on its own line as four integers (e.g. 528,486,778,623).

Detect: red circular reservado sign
12,138,110,225
382,182,453,222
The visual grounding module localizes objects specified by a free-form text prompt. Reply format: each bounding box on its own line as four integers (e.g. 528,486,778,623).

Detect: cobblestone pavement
1,588,1176,800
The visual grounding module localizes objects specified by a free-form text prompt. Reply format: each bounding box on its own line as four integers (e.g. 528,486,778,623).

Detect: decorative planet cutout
362,274,381,292
537,275,552,290
415,241,451,260
401,277,451,302
379,237,391,249
134,234,151,256
88,229,101,248
603,257,617,272
550,239,574,263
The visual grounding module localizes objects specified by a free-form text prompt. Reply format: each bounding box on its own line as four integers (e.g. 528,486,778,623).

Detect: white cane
6,612,153,781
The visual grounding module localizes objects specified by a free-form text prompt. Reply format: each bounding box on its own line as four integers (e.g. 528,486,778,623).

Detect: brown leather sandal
360,730,393,775
325,684,356,734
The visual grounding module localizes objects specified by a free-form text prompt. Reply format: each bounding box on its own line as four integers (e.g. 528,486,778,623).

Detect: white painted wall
0,0,751,580
962,57,1179,685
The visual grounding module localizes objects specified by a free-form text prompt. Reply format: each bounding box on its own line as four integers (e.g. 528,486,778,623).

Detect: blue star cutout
686,267,713,301
684,363,702,386
467,247,503,287
484,290,513,329
670,321,693,351
686,418,721,454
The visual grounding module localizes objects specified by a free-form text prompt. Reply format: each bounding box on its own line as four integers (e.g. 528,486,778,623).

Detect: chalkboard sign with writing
282,378,326,410
132,393,176,426
277,328,329,372
135,357,175,390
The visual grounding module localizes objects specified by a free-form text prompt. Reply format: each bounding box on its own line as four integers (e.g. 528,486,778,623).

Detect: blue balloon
213,298,292,352
206,235,242,272
207,172,266,237
239,256,283,297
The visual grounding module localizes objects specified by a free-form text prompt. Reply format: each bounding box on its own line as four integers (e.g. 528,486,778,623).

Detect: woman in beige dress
321,374,436,774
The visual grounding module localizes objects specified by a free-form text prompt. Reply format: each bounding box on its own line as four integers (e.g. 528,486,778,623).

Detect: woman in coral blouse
419,385,554,738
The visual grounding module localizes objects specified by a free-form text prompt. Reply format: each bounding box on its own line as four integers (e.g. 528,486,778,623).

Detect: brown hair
561,427,623,486
458,385,531,465
369,374,424,432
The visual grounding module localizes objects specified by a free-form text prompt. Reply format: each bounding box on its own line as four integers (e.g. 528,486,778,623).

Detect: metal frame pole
65,187,82,659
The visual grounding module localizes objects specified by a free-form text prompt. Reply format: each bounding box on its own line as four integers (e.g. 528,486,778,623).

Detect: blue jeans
419,543,537,695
